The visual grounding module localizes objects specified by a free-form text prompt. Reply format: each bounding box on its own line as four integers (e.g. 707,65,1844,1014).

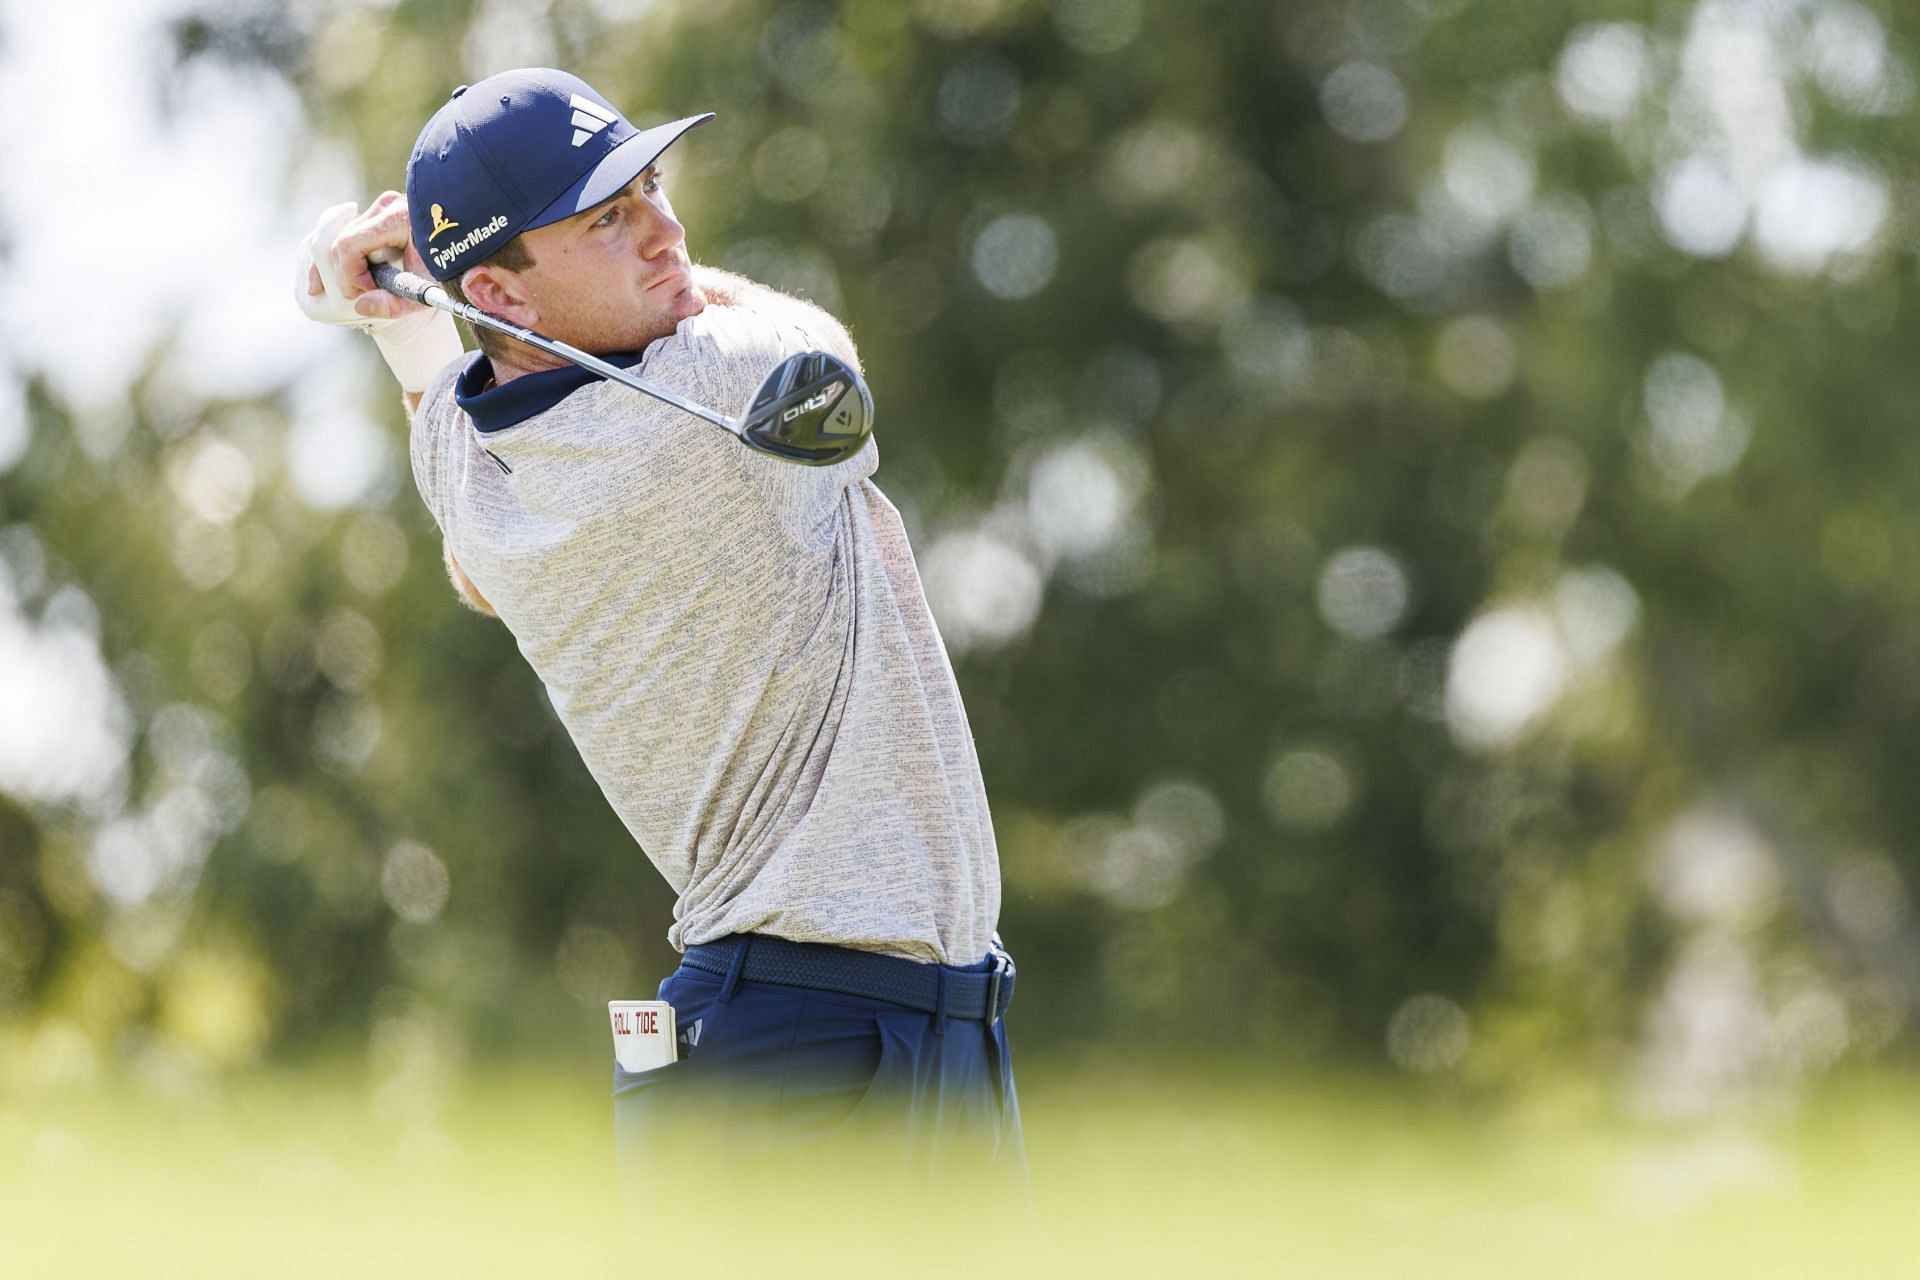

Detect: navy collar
453,348,649,433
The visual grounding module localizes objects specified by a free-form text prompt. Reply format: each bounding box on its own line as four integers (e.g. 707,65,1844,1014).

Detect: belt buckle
984,947,1014,1025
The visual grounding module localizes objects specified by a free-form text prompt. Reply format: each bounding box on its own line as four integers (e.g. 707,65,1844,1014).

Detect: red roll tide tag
609,1000,678,1073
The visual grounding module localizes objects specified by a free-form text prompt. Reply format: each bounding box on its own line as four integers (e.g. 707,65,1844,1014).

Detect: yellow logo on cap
429,204,460,242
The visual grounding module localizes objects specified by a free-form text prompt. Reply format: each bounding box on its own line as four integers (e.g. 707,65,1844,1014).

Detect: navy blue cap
405,68,713,281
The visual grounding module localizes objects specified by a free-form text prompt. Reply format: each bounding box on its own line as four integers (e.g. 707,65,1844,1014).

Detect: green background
3,0,1918,1116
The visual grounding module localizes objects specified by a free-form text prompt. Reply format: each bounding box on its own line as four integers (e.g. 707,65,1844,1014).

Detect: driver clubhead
739,351,875,466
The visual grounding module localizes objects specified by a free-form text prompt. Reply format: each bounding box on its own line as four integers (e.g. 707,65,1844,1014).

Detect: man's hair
444,235,537,363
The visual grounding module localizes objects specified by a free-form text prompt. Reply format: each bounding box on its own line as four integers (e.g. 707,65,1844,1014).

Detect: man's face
505,166,704,354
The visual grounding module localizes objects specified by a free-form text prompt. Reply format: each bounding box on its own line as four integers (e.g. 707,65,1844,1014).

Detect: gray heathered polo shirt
410,296,1000,965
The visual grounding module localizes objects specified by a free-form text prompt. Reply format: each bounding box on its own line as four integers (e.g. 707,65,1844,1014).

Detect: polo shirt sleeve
661,302,880,548
408,355,472,531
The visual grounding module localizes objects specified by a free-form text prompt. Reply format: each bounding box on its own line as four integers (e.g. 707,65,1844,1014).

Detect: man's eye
644,171,663,195
595,207,620,227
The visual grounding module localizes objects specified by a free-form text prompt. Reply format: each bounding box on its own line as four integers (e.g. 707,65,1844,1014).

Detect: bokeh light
971,214,1059,300
1319,62,1409,143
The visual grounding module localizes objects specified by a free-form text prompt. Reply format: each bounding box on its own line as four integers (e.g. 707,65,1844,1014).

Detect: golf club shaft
369,256,739,434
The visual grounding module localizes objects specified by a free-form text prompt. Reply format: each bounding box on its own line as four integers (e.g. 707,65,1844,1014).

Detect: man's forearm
443,537,497,617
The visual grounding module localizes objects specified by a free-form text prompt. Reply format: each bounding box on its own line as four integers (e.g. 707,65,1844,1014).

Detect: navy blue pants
613,936,1026,1201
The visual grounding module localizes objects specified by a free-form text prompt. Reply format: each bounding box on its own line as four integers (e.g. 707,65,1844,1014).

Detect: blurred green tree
2,0,1917,1107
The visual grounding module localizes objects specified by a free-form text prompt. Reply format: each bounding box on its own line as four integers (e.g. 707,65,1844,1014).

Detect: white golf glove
295,201,465,395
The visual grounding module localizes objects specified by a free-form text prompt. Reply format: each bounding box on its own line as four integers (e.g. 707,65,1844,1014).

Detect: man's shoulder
635,302,815,419
649,301,795,365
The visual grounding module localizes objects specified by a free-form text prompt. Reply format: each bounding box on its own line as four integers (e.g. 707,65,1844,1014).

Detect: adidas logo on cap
570,94,616,148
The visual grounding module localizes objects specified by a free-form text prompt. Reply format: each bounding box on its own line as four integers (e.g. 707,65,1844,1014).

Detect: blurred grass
6,1061,1920,1277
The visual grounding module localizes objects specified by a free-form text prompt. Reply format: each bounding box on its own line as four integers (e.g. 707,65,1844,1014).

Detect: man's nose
634,201,685,258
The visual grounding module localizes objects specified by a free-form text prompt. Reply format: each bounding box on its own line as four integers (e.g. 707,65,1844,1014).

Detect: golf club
370,255,874,466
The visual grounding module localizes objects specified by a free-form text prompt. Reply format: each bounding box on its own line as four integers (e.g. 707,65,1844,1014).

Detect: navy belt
680,933,1016,1025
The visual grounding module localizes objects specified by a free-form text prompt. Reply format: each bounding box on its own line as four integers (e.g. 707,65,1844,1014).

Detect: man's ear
461,265,537,329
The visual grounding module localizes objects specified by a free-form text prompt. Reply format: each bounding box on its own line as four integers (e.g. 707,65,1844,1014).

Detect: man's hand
296,196,465,395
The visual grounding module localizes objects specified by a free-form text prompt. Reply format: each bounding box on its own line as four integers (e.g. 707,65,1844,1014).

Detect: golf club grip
370,260,436,306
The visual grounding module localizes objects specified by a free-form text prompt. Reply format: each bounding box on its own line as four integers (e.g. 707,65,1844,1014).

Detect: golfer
294,68,1022,1184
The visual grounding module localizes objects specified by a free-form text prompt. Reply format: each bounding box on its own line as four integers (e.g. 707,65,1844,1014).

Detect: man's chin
598,294,701,353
